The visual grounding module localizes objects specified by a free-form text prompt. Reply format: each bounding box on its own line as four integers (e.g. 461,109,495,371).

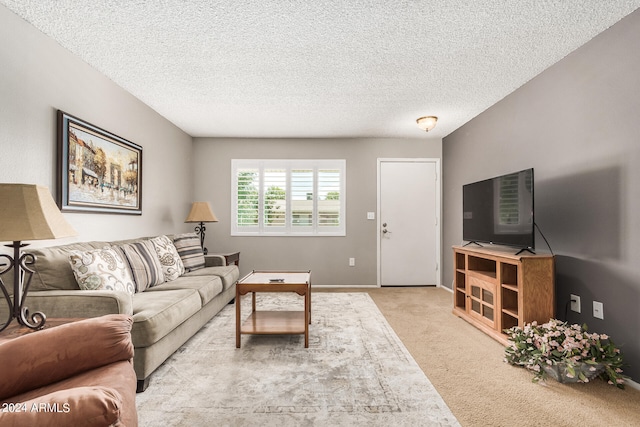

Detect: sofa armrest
0,386,123,427
204,255,225,267
0,315,134,401
25,290,134,318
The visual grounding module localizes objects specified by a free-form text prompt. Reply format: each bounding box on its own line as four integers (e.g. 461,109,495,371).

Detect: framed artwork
57,110,142,214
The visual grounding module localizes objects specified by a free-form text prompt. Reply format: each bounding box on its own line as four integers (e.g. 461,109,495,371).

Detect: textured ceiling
3,1,639,139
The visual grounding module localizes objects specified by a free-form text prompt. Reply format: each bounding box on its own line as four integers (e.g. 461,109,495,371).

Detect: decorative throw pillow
172,233,205,272
119,241,165,291
150,235,185,281
68,247,135,295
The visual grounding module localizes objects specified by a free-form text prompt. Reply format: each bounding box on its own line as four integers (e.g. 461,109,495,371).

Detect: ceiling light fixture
416,116,438,132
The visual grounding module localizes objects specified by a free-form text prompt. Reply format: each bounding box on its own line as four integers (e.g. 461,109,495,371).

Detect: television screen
463,168,534,250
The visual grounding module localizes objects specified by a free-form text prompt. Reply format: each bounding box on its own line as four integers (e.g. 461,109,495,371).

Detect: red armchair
0,314,137,426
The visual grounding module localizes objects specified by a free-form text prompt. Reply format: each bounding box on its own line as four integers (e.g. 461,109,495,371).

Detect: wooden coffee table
235,270,311,348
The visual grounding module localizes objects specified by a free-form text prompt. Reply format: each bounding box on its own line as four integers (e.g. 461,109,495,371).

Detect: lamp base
0,242,47,332
193,222,209,255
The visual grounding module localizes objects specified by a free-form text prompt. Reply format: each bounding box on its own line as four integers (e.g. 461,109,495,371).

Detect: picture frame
57,110,142,214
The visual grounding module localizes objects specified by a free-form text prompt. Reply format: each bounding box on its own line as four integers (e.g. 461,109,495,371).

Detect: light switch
593,301,604,319
367,212,375,220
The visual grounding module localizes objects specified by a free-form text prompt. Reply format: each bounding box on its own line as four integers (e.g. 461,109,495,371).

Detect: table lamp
185,201,218,255
0,184,77,332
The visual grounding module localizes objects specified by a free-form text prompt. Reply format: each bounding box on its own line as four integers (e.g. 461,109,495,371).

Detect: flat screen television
463,168,534,252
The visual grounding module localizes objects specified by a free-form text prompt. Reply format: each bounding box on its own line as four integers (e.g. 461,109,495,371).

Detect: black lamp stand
193,222,209,255
0,241,46,332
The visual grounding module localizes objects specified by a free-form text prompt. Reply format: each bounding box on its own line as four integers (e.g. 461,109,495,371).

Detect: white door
378,159,439,286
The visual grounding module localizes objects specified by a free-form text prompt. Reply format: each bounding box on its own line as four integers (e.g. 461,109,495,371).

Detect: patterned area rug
136,292,460,426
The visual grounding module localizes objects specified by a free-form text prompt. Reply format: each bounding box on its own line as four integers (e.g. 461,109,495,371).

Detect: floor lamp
0,184,77,332
185,201,218,255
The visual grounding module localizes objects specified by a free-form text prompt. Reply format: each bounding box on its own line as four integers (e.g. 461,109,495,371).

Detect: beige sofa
6,233,238,392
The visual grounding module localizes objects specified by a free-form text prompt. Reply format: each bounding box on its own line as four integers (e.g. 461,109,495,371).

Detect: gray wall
193,137,441,285
0,5,194,250
443,10,640,381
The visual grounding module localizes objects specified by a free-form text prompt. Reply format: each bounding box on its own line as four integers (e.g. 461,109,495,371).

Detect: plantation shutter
232,160,345,236
264,168,286,228
291,169,314,228
236,168,259,229
318,169,341,227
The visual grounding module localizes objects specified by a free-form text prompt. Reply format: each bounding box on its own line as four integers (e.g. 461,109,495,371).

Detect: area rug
136,292,460,426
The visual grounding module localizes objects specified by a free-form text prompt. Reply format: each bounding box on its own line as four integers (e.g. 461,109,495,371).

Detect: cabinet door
467,276,496,328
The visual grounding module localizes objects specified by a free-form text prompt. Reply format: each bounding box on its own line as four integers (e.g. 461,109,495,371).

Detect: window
232,159,346,236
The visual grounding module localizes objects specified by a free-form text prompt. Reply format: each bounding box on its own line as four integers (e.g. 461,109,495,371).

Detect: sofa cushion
68,247,135,295
150,235,185,281
0,362,139,427
145,275,223,306
0,386,123,427
0,315,134,401
172,233,205,272
119,240,165,292
131,289,202,347
24,242,107,291
182,265,239,291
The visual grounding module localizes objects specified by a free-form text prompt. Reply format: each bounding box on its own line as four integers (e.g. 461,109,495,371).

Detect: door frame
376,158,442,287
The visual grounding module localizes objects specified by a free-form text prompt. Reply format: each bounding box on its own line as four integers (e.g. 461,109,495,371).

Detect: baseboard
625,378,640,390
313,284,379,288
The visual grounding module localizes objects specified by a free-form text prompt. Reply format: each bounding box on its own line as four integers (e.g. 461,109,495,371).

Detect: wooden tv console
452,245,555,345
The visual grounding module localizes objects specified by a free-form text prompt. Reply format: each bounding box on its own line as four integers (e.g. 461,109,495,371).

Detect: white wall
0,5,194,251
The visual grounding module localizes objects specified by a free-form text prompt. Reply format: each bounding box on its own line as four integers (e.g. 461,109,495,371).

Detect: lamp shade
185,202,218,223
416,116,438,132
0,184,77,242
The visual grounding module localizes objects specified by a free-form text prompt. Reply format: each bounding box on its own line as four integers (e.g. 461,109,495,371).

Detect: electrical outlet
349,258,355,267
593,301,604,319
570,294,581,313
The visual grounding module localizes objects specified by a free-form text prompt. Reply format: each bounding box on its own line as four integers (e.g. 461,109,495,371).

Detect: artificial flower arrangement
504,319,626,389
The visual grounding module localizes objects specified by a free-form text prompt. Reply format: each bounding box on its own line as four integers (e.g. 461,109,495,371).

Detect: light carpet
136,292,460,426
